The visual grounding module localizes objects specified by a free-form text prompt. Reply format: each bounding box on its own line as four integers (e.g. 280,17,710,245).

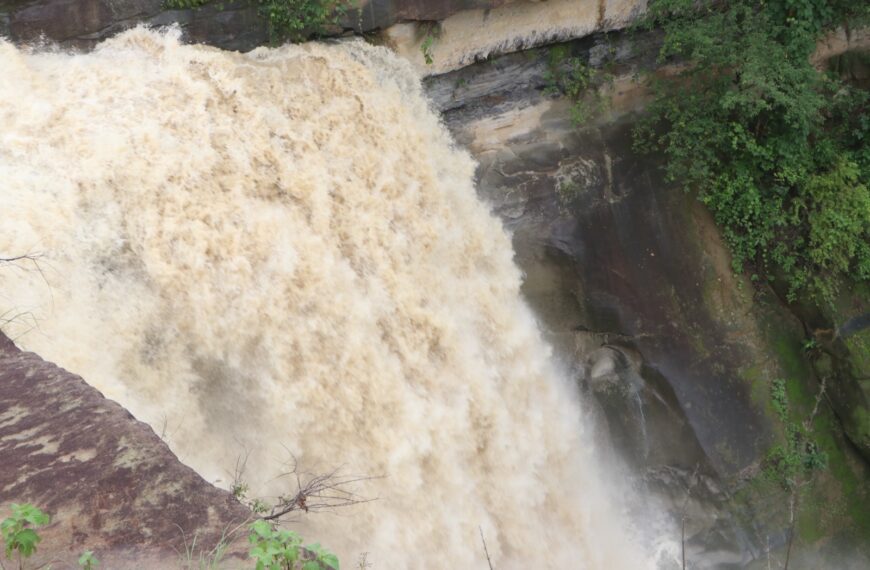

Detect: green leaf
321,552,340,569
78,550,99,569
251,519,273,539
13,528,42,557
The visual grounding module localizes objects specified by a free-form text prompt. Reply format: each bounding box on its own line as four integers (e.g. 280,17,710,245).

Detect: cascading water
0,28,650,568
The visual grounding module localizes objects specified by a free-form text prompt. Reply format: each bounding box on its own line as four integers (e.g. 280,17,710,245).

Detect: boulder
0,332,253,569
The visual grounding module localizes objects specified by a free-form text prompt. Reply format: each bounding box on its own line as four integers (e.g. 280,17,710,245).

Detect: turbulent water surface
0,28,648,568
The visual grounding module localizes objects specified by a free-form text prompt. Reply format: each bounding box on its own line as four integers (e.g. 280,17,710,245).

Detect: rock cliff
0,332,252,569
1,1,868,567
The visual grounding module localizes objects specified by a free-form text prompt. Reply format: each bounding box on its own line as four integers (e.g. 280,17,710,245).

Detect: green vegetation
730,303,870,557
1,504,50,567
248,520,339,570
258,0,348,44
770,378,789,422
419,23,440,66
232,480,270,515
762,379,827,490
544,45,613,126
2,503,341,570
162,0,349,43
77,551,99,570
636,0,870,304
1,504,100,569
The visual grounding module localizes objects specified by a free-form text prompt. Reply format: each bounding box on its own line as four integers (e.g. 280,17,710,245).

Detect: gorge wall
0,332,253,569
423,30,870,568
1,1,869,569
0,0,646,65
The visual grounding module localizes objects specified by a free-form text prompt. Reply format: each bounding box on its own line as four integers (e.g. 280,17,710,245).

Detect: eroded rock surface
0,0,647,71
0,332,252,569
426,36,870,567
0,0,521,50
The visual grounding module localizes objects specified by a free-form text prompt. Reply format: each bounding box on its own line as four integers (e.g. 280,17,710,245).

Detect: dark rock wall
426,35,870,567
0,0,513,50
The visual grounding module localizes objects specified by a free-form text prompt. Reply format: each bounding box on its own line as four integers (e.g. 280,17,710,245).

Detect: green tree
636,0,870,303
1,504,50,568
162,0,349,44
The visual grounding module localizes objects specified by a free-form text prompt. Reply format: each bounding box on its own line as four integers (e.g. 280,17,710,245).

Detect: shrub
162,0,350,44
636,0,870,303
544,45,613,126
257,0,348,44
248,520,339,570
1,503,50,563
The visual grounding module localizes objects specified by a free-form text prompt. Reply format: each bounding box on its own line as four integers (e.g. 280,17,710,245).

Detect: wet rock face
0,332,252,569
427,34,870,566
0,0,513,50
3,0,267,50
424,35,867,566
349,0,517,31
427,34,775,480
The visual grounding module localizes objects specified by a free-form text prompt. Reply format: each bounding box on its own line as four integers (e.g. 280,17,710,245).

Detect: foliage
635,0,870,303
771,378,789,421
163,0,211,8
1,504,49,563
248,520,339,570
763,380,827,491
257,0,348,44
162,0,349,44
232,480,270,515
544,45,613,126
418,21,442,66
1,504,101,570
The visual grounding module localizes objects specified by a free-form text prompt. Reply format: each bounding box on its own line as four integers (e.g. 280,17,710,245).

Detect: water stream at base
0,28,651,568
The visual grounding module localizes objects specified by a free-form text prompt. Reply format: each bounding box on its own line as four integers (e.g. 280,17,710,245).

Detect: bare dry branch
680,464,701,570
0,251,53,337
229,445,253,496
479,526,494,570
356,552,372,570
262,455,382,522
805,376,827,430
783,490,800,570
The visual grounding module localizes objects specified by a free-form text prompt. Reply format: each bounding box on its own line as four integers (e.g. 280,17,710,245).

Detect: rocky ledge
0,332,253,569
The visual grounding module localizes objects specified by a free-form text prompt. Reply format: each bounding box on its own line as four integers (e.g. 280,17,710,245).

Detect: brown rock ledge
0,332,252,569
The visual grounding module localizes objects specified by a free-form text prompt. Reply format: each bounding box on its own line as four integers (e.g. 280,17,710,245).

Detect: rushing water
0,28,649,568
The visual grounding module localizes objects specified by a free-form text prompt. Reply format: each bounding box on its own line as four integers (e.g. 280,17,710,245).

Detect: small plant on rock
78,550,99,569
1,503,50,568
543,45,613,126
248,520,339,570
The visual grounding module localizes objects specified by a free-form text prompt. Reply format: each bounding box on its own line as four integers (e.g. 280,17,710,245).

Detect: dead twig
805,376,827,430
356,552,372,570
783,488,800,570
680,464,701,570
262,454,382,522
479,526,494,570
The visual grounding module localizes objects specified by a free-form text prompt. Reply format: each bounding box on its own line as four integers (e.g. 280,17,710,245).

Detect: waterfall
0,28,648,568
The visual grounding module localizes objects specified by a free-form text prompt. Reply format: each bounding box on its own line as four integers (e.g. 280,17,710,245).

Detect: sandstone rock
0,0,515,50
384,0,647,75
0,332,253,569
